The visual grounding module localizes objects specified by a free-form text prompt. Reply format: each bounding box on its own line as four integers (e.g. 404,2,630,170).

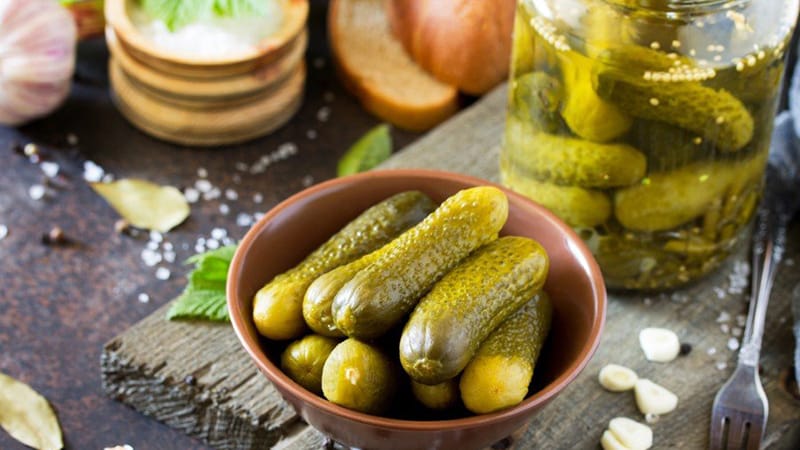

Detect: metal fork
709,170,789,450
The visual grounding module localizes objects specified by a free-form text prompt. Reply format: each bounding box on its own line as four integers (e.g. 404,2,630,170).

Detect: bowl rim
105,0,309,67
227,168,607,430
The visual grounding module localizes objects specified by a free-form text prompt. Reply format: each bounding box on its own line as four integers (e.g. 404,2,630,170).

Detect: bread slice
329,0,459,131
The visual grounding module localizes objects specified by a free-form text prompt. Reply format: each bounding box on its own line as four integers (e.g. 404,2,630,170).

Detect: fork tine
726,415,746,450
746,421,764,450
709,412,728,450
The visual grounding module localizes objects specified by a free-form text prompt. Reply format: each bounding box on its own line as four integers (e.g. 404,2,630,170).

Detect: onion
0,0,77,126
388,0,515,95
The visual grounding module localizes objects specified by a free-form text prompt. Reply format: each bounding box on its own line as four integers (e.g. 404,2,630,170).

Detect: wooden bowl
104,0,309,78
227,170,607,450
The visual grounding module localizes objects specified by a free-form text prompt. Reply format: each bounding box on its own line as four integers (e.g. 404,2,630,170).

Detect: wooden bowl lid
105,0,308,77
110,58,305,146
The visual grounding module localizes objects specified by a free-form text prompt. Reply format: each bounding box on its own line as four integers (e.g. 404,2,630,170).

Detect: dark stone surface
0,1,419,449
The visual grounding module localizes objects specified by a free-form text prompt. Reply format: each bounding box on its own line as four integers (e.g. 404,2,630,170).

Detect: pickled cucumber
411,379,460,410
502,168,611,228
321,338,398,414
597,74,754,152
280,334,340,394
332,186,508,339
303,252,380,338
399,236,549,385
252,191,436,340
628,120,714,172
614,151,767,231
505,116,646,188
460,292,552,414
511,72,563,133
559,51,632,143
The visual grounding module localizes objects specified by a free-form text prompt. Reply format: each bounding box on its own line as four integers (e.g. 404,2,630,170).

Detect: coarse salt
40,161,59,178
28,184,46,200
0,225,7,240
219,204,230,215
184,188,200,203
83,160,104,182
155,267,171,280
138,293,150,303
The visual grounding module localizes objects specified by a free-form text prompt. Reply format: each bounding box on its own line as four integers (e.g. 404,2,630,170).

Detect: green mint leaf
167,244,237,322
167,289,229,322
337,124,392,177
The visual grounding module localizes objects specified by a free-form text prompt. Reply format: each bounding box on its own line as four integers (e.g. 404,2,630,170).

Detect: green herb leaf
167,245,237,322
140,0,268,31
337,124,393,177
0,372,63,450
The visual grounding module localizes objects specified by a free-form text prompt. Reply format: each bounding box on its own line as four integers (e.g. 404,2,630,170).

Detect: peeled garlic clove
608,417,653,450
0,0,77,126
601,429,631,450
638,327,680,362
598,364,638,392
634,378,678,415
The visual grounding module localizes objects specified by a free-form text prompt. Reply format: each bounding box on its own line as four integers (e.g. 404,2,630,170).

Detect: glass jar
500,0,799,290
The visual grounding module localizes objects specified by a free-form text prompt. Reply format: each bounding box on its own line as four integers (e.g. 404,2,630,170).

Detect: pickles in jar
500,0,793,289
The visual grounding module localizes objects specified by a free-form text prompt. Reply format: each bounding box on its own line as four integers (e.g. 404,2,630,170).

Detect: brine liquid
500,0,797,289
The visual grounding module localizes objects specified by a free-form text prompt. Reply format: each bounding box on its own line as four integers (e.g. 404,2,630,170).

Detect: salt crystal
184,188,200,203
225,189,238,200
277,142,298,158
720,323,730,334
222,237,235,246
194,243,205,253
150,230,163,243
211,228,227,240
138,293,150,303
736,314,746,327
40,161,59,178
83,160,105,183
644,413,659,424
713,287,726,299
219,204,230,215
181,243,190,250
233,174,242,184
163,251,176,263
155,267,171,280
206,238,220,250
306,129,318,140
316,106,331,122
235,162,249,172
236,213,253,227
195,179,212,193
141,248,162,267
727,337,739,351
731,327,742,337
197,167,208,178
716,311,731,323
29,184,46,200
253,193,263,203
66,133,79,146
786,258,795,267
253,212,265,221
707,347,717,356
715,361,728,371
163,242,173,251
0,225,7,240
203,187,221,201
302,175,314,187
250,163,267,174
260,154,272,164
727,260,749,295
146,241,159,251
102,174,114,183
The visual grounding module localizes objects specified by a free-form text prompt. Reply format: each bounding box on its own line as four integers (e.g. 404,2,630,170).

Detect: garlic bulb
0,0,77,126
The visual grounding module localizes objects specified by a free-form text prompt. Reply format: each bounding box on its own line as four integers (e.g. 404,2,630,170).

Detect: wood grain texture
101,84,800,449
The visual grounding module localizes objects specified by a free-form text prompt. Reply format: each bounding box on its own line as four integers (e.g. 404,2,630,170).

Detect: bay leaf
90,178,190,232
0,372,63,450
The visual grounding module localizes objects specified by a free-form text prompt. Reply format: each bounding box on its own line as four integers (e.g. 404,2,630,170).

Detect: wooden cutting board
100,86,800,449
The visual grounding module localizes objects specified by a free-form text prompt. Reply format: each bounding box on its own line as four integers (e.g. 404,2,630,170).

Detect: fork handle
739,202,786,367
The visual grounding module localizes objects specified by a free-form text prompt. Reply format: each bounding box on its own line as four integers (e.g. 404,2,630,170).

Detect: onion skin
0,0,77,126
387,0,515,95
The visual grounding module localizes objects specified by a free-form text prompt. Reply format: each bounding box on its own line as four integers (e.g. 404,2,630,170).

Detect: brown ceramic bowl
227,169,606,450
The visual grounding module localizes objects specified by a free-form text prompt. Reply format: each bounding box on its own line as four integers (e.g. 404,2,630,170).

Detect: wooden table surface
2,2,800,450
0,2,420,449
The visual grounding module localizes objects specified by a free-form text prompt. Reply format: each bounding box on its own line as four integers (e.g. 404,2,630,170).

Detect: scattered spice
679,343,692,356
114,219,131,234
10,141,23,154
42,227,66,245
